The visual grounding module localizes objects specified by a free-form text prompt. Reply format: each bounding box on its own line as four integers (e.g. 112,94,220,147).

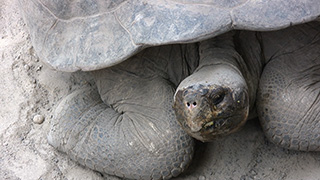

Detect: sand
1,1,320,180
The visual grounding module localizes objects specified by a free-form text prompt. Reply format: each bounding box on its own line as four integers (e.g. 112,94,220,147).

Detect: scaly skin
48,22,320,180
257,22,320,151
174,21,320,152
48,45,197,179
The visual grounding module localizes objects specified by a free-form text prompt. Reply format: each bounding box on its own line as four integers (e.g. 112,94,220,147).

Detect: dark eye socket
212,93,224,105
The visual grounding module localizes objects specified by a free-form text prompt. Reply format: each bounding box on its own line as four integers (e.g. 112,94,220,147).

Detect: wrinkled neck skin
196,31,263,110
195,32,249,98
174,31,263,141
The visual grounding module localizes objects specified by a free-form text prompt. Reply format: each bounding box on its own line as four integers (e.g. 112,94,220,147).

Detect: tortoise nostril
186,101,197,108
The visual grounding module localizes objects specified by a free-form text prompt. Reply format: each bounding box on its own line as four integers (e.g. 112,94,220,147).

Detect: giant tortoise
19,0,320,179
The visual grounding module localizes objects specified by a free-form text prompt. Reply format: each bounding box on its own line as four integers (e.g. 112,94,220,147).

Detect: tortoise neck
197,31,263,115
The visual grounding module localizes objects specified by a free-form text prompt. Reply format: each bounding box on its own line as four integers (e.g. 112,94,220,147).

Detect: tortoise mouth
195,113,248,141
203,118,229,129
173,84,249,142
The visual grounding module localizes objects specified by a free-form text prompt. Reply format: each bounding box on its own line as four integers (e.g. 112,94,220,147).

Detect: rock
33,114,44,124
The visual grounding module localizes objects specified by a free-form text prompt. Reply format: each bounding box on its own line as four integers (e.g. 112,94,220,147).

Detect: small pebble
198,175,206,180
33,114,44,124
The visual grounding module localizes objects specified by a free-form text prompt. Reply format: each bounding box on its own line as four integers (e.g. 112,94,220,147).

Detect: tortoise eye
212,93,224,105
209,87,226,105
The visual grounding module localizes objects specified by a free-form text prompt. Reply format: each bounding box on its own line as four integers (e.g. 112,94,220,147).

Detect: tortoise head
173,65,249,142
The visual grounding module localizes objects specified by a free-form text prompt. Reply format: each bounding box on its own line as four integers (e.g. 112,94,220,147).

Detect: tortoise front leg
257,22,320,151
48,47,194,179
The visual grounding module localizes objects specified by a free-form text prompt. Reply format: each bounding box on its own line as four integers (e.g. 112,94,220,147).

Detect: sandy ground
1,1,320,180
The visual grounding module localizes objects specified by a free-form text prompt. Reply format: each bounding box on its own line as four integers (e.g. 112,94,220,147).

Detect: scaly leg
48,45,195,179
257,22,320,151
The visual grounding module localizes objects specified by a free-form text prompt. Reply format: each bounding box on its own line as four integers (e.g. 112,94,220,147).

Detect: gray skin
256,22,320,151
47,21,320,180
174,22,320,152
18,0,320,179
48,44,199,179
